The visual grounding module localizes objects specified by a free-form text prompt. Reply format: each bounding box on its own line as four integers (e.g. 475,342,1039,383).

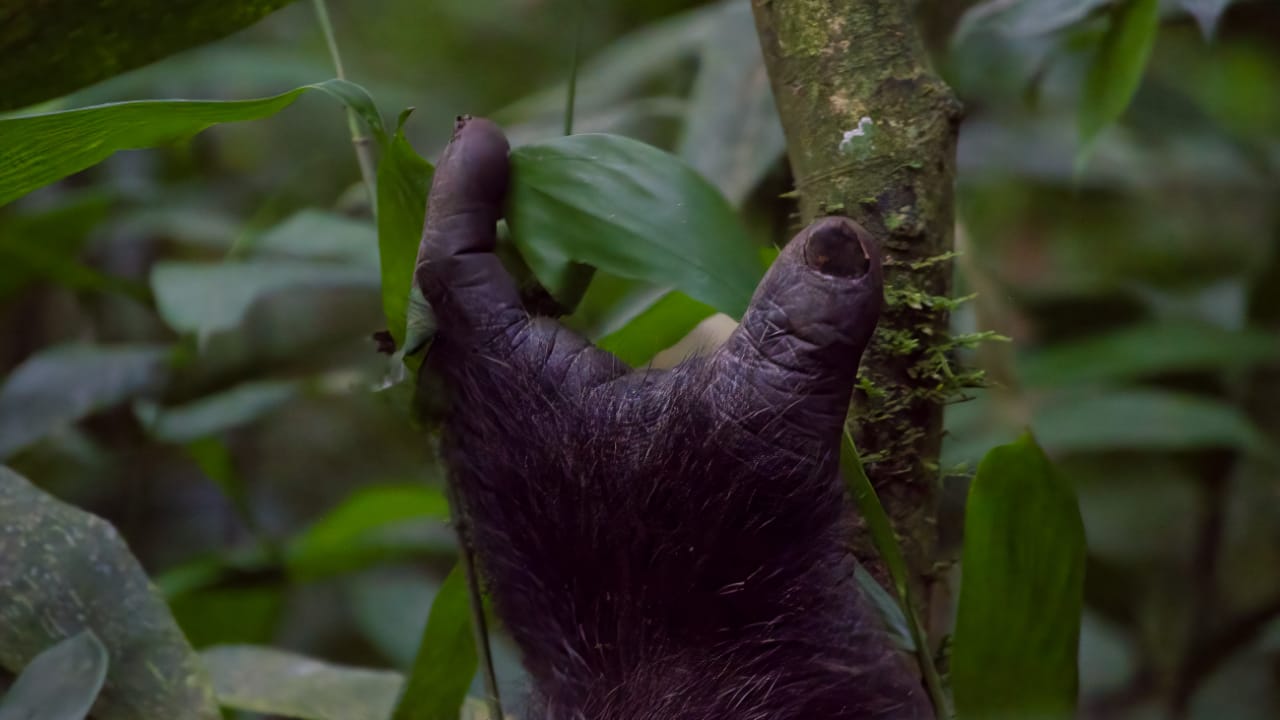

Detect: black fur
418,116,930,719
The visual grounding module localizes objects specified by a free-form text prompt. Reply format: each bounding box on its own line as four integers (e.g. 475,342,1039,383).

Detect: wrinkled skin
415,117,930,720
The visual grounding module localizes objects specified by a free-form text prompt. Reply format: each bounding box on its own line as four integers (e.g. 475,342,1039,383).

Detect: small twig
562,0,586,136
311,0,378,212
449,486,505,720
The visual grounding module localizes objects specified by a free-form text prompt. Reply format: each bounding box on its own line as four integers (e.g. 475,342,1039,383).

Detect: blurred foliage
0,0,1278,717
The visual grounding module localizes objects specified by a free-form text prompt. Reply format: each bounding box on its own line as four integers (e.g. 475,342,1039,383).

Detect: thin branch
311,0,378,212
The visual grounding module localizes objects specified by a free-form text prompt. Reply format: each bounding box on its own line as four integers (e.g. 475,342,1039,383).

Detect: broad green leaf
0,466,219,719
507,134,761,316
376,113,436,348
677,0,785,206
203,645,401,720
135,380,299,443
253,210,380,268
286,484,453,580
1034,389,1270,454
0,0,296,111
840,433,949,717
1079,0,1160,149
202,645,497,720
0,343,170,459
393,563,479,720
953,434,1085,720
0,630,108,720
1020,321,1280,386
597,291,716,367
151,259,377,338
0,79,380,206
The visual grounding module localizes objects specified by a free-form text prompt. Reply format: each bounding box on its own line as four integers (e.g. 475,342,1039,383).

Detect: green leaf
852,566,914,653
677,0,785,206
170,587,284,649
202,645,497,720
393,563,479,720
0,630,108,720
0,466,220,719
0,343,170,459
507,134,761,316
286,484,453,580
0,0,296,111
840,433,949,718
253,210,380,268
1079,0,1161,150
376,112,436,348
1034,389,1271,454
952,434,1086,720
203,645,401,720
136,380,298,443
0,79,380,206
597,291,716,367
1019,321,1280,386
150,259,377,339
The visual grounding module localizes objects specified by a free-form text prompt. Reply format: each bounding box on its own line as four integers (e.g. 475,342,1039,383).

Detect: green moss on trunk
751,0,962,621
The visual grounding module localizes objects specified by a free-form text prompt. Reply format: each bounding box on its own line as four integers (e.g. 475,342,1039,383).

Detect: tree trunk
751,0,962,627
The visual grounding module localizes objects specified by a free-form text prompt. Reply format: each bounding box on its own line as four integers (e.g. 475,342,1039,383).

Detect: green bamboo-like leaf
1020,321,1280,386
150,259,377,339
202,645,498,720
840,432,949,718
953,433,1086,720
0,79,380,206
286,485,453,580
393,563,480,720
0,466,220,719
204,645,401,720
677,0,785,206
1034,389,1271,454
0,0,298,111
507,133,761,316
1079,0,1160,149
253,210,380,268
0,630,108,720
376,112,436,348
0,343,171,459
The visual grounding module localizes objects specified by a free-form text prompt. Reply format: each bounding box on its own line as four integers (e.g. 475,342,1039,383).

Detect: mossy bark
751,0,961,622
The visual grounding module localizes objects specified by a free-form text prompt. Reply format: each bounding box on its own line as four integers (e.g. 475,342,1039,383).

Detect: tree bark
751,0,962,624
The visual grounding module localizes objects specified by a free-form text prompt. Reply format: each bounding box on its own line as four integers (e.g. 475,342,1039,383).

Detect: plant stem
562,0,586,136
312,0,378,212
459,537,505,720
